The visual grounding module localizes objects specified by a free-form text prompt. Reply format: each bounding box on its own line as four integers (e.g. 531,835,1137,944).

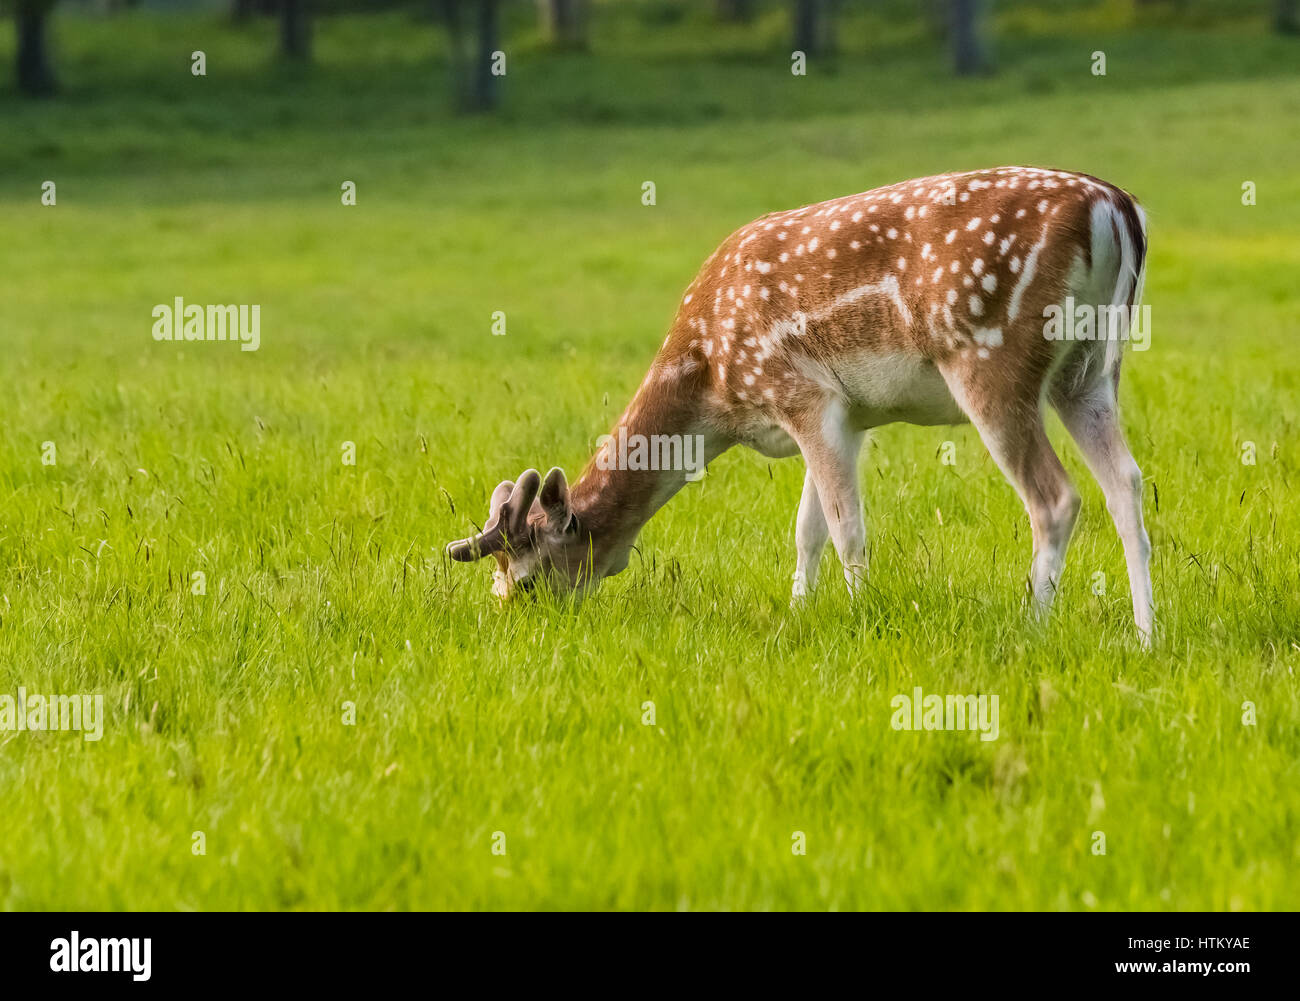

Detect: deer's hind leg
938,355,1080,619
1050,362,1154,645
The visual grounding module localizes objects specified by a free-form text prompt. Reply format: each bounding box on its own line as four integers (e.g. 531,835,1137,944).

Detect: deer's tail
1095,189,1147,382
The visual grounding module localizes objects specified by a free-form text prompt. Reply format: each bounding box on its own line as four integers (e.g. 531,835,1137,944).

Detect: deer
447,166,1154,643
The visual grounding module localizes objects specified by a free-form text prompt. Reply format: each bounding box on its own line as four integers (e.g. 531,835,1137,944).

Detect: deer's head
446,467,613,600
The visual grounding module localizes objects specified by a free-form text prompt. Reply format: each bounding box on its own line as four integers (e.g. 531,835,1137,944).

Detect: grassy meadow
1,2,1298,910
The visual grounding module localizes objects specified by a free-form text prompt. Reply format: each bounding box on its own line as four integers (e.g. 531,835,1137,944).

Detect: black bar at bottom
0,911,1284,989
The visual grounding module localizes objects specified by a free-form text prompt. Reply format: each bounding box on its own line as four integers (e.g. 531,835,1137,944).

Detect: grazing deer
448,167,1154,642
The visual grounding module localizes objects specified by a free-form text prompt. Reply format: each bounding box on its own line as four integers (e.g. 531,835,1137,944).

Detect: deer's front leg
791,469,828,604
793,402,867,593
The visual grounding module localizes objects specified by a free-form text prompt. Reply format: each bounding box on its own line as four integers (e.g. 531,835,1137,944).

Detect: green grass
1,4,1298,910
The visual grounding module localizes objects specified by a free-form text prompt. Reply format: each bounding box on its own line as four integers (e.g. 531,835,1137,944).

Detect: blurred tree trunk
280,0,311,59
471,0,501,109
15,0,57,97
538,0,588,49
233,0,276,19
792,0,833,57
716,0,756,22
441,0,502,112
1278,0,1299,34
442,0,467,106
950,0,990,75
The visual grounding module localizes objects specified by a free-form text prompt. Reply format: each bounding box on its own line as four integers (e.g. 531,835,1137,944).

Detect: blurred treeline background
4,0,1297,105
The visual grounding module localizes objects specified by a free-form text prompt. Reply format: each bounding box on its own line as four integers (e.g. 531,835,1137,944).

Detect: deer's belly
743,423,801,458
834,352,968,428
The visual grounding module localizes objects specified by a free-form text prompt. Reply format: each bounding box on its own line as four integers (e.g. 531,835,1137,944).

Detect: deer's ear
539,467,571,530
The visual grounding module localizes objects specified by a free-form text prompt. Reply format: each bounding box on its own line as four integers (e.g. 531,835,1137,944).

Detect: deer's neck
570,361,725,578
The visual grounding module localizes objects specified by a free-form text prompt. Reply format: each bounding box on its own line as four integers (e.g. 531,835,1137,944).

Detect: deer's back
661,167,1138,434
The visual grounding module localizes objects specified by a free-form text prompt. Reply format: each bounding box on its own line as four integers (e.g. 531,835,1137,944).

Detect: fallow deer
447,167,1154,642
